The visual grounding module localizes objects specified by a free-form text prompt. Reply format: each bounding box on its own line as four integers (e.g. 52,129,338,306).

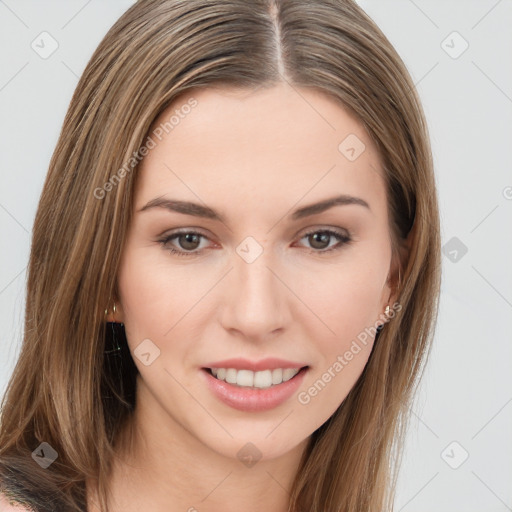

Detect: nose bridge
220,238,288,338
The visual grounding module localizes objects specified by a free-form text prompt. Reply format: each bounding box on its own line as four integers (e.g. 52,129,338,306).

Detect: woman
0,0,441,511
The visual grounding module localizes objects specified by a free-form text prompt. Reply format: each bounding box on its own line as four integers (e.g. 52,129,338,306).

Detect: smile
208,367,305,388
201,366,309,412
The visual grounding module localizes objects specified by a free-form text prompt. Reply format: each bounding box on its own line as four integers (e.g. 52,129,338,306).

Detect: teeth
210,367,301,388
272,368,283,385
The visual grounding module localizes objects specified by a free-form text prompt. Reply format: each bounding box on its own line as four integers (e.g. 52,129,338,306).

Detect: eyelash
157,228,352,258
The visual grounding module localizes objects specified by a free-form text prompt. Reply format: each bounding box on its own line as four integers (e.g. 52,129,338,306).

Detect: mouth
201,365,310,412
202,366,309,389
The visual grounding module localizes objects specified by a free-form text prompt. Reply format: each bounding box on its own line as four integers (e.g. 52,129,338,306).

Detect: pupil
181,233,199,250
311,232,329,249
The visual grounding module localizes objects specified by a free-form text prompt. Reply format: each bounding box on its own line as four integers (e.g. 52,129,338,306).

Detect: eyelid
297,225,351,238
158,225,350,240
157,226,211,237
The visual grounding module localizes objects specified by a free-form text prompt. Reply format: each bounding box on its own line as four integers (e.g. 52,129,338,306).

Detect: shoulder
0,491,33,511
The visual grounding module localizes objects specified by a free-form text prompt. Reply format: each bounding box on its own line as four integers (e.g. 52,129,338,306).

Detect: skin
88,82,405,512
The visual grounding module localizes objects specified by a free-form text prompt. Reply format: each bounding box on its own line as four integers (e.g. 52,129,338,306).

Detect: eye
296,228,352,254
158,227,352,257
158,230,210,257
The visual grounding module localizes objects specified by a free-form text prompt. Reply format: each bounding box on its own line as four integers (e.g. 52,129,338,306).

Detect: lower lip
201,367,309,412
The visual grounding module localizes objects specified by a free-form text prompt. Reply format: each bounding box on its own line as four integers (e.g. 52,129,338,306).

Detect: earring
105,302,124,354
104,301,119,323
104,300,124,354
385,305,391,317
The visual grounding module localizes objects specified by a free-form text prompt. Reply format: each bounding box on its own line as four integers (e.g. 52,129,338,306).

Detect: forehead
136,83,386,217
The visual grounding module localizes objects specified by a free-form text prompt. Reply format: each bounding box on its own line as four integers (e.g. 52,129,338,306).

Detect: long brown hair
0,1,441,510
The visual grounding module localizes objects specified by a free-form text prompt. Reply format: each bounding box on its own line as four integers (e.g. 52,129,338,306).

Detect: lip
201,366,309,412
201,357,309,372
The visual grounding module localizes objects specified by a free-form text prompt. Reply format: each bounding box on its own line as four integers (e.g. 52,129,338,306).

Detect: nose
219,246,290,342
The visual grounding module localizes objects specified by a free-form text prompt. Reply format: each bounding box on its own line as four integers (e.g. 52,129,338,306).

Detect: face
114,82,398,463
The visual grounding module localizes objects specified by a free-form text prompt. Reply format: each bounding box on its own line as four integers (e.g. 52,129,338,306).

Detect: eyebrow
137,194,370,222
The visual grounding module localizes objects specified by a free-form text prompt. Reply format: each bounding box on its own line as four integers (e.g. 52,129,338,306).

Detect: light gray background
1,1,511,510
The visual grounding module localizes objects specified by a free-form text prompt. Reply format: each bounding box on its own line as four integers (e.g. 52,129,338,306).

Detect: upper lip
202,357,309,372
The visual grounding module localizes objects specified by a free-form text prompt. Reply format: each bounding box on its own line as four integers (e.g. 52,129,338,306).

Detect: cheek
295,266,384,419
296,256,388,347
292,247,389,408
116,246,196,343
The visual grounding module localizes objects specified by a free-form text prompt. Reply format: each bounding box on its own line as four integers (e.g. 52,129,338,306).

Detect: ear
387,226,413,307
